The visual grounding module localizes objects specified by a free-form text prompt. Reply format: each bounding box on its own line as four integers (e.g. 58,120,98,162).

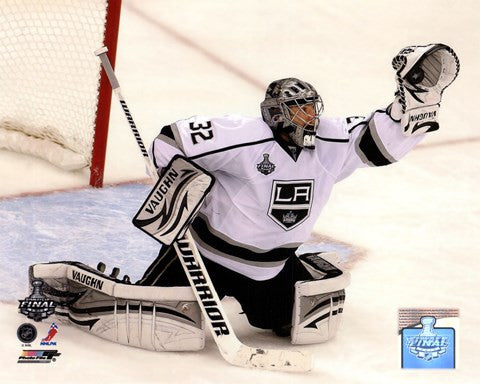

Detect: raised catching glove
389,44,460,135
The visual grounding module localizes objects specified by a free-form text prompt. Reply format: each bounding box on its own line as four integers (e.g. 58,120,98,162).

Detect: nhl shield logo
268,180,314,230
257,154,275,175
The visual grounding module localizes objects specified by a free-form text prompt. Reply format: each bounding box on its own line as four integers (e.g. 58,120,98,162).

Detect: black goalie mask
261,78,323,149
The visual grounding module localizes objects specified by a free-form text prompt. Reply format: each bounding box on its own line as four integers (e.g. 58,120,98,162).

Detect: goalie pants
138,245,312,330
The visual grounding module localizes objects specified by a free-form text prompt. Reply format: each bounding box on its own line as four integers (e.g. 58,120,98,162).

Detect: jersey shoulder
317,115,368,141
172,114,273,157
317,116,349,140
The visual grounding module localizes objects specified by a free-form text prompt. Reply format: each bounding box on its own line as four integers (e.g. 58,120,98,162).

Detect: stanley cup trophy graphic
18,279,56,322
419,317,436,336
30,280,45,299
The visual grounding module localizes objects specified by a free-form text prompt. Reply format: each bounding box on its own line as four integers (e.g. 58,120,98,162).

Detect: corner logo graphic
407,317,449,360
17,350,61,364
257,154,276,175
17,323,37,344
401,315,456,369
40,323,58,346
18,279,56,322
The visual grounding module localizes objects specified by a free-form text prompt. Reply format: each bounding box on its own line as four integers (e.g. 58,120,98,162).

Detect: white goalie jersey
150,109,424,280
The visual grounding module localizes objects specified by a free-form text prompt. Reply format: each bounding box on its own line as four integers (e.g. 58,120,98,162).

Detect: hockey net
0,0,121,187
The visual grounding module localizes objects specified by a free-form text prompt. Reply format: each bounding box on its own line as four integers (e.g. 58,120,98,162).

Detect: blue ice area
0,183,352,302
0,183,159,302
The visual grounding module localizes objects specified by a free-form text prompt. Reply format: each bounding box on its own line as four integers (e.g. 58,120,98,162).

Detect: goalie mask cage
0,0,122,187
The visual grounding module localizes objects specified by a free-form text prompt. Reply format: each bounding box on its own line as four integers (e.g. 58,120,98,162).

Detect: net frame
0,0,122,187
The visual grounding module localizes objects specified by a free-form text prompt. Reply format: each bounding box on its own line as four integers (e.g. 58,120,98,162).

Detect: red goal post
90,0,122,187
0,0,122,188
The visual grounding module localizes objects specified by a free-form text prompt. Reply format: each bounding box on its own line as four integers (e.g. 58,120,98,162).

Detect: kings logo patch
268,180,313,230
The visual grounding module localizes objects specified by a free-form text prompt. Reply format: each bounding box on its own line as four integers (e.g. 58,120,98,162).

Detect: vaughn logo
72,270,104,290
143,168,180,215
406,109,439,134
268,180,314,230
257,154,275,175
401,315,456,369
133,156,214,246
410,110,437,122
18,279,56,322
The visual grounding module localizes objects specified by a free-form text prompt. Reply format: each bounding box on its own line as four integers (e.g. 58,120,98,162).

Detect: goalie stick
95,46,312,372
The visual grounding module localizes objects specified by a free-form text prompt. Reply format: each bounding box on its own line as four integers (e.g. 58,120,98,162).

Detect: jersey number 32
189,121,214,145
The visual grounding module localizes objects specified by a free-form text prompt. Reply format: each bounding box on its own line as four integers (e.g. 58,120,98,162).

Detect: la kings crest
268,180,314,230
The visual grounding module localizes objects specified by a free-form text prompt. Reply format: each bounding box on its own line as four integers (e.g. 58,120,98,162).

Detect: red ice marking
0,178,151,200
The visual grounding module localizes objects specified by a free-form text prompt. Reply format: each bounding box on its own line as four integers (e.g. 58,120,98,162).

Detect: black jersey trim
190,216,297,263
273,131,301,161
358,126,392,166
316,136,349,143
160,124,175,140
356,119,395,166
151,139,159,168
189,138,276,160
152,125,185,169
347,121,368,134
347,109,388,134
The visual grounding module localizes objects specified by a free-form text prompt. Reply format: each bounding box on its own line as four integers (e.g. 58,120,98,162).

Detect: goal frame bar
89,0,123,188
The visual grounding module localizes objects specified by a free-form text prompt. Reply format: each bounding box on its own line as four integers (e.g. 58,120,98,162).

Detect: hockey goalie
29,44,459,353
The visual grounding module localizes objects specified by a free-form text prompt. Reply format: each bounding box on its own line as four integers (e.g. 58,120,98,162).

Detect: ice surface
0,183,157,300
1,0,479,383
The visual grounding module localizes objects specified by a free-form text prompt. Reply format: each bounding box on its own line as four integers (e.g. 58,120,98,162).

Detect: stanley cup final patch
399,308,459,369
268,180,314,230
257,153,276,175
18,279,56,322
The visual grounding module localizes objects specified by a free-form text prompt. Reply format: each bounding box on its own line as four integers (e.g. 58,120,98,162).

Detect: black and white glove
389,44,460,135
133,155,214,246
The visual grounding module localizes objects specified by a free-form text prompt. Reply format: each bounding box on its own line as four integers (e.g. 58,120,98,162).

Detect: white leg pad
291,253,350,345
30,261,205,351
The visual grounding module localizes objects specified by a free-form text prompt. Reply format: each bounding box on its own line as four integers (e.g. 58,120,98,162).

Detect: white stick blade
229,345,312,372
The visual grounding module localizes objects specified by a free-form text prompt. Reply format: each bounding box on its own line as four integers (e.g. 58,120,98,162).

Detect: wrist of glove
390,43,460,136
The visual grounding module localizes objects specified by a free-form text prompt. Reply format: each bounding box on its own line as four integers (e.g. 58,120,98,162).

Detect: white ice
1,1,479,383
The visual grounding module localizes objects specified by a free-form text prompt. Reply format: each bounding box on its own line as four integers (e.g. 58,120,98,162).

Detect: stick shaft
95,47,156,179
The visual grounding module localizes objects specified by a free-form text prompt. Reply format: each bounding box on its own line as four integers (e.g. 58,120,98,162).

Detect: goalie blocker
133,155,214,246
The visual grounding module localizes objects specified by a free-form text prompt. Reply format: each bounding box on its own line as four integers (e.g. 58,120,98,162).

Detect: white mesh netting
0,0,109,170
